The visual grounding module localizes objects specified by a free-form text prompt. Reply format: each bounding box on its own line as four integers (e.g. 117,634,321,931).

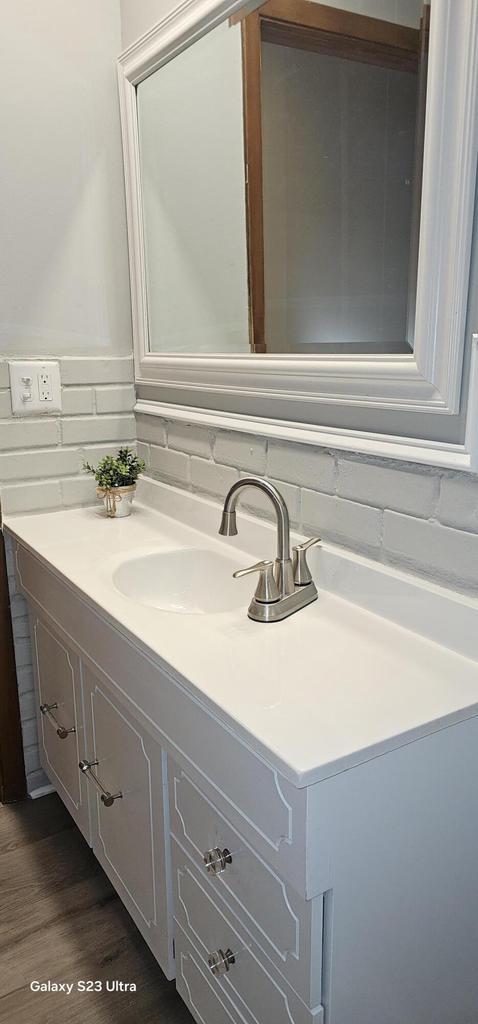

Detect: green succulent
83,447,145,489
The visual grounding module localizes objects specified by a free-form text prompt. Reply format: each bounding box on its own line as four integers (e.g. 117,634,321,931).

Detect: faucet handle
292,537,321,586
233,560,280,603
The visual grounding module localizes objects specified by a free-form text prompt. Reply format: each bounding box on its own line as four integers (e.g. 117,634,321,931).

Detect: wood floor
0,794,193,1024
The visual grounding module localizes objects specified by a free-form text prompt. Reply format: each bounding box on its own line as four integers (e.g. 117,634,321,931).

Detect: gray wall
121,0,178,48
0,0,132,357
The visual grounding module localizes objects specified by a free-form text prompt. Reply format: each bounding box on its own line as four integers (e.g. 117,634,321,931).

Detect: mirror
136,0,430,356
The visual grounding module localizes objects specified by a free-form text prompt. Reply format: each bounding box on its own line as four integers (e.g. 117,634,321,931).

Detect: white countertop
5,481,478,788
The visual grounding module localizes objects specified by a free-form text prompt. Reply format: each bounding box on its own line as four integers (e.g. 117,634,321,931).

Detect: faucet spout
219,509,238,536
219,477,291,563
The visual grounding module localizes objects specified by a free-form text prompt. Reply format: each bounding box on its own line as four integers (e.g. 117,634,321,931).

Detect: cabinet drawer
170,761,323,1009
172,837,323,1024
32,616,90,841
175,927,244,1024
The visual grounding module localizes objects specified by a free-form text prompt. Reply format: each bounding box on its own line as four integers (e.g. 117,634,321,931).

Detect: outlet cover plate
9,361,62,416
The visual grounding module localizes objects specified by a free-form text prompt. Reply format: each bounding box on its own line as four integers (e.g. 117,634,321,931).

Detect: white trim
135,336,478,472
29,784,55,800
135,351,443,413
118,0,478,456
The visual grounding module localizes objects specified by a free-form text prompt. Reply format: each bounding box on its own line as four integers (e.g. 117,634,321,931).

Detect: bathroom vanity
4,481,478,1024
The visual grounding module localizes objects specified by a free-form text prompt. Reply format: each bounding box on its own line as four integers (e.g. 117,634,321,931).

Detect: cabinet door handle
79,759,122,807
203,847,232,875
207,948,235,976
40,702,76,740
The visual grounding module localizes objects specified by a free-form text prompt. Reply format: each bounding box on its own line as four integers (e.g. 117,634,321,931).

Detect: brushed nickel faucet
219,477,320,622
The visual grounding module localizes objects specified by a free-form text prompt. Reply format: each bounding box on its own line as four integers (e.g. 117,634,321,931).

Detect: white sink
112,547,249,614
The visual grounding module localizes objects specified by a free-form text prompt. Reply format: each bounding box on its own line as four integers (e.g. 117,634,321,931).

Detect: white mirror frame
118,0,478,470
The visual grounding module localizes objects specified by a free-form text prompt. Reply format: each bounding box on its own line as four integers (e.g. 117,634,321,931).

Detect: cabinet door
82,665,173,978
31,616,90,840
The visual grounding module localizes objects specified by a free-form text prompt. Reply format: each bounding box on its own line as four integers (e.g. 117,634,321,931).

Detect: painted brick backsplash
191,456,238,497
136,413,478,595
95,384,136,414
59,356,134,385
383,513,478,586
437,475,478,532
214,431,267,474
1,354,135,795
150,444,190,484
0,356,134,515
168,421,213,458
337,458,440,519
268,440,336,492
0,391,12,417
61,387,95,416
302,489,382,554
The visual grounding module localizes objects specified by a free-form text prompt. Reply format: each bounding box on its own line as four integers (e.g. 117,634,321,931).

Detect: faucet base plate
247,582,318,623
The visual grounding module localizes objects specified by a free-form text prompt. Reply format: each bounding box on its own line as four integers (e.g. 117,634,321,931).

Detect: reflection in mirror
255,0,430,354
136,0,430,357
137,21,250,354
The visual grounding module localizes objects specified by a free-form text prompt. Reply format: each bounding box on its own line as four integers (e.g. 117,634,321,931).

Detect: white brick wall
1,354,135,794
136,413,478,595
213,431,267,474
302,489,382,554
337,458,440,518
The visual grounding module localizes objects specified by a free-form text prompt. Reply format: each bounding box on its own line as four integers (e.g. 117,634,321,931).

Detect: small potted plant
83,447,145,518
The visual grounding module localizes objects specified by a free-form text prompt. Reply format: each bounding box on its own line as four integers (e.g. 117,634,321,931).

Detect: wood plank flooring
0,794,193,1024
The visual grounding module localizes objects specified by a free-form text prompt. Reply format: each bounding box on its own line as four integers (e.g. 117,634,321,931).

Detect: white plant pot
97,485,136,518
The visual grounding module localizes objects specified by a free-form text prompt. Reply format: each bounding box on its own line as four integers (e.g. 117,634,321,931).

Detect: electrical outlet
39,371,53,402
9,361,62,416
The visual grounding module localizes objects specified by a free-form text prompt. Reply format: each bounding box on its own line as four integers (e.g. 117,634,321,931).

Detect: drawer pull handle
40,702,76,740
203,847,232,875
79,759,123,807
207,948,235,976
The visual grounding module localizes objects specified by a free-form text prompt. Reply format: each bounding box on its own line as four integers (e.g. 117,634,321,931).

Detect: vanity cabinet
13,533,478,1024
31,615,90,840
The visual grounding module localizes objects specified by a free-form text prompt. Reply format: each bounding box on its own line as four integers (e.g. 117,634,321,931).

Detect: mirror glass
137,21,250,354
136,0,430,356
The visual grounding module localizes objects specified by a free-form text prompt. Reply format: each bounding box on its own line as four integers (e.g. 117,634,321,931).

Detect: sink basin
112,547,250,614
